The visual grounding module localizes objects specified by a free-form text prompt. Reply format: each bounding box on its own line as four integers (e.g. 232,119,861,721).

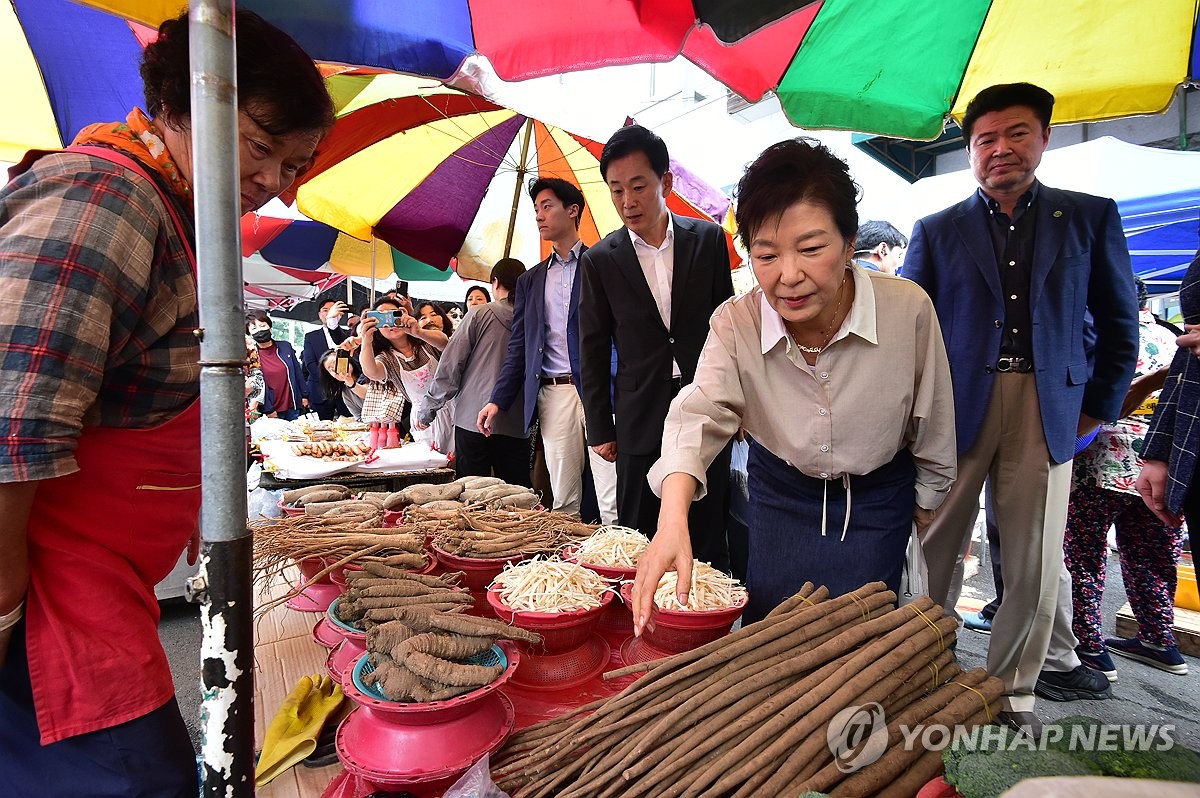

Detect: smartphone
335,351,351,375
365,309,397,327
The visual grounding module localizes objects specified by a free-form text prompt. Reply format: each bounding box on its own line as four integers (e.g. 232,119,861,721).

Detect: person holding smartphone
318,349,367,420
358,298,451,451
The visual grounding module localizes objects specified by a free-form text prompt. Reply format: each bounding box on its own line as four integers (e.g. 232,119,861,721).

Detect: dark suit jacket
302,325,348,408
490,246,588,431
579,214,733,456
905,184,1138,465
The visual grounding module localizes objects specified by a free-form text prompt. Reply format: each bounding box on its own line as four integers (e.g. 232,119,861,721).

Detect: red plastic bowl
619,582,746,653
431,544,527,593
277,499,306,518
382,508,405,527
485,588,613,653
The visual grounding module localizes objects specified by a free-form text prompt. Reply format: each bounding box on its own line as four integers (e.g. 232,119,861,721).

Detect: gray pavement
160,552,1200,754
956,551,1200,748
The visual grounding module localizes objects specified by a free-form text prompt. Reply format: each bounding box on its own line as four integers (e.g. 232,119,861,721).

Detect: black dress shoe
996,710,1044,741
1034,664,1113,702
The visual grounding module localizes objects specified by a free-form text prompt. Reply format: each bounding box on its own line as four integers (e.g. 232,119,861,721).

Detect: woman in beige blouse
631,138,957,629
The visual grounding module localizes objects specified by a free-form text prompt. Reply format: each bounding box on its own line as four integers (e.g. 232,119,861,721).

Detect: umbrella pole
503,118,533,258
189,2,255,797
370,237,376,306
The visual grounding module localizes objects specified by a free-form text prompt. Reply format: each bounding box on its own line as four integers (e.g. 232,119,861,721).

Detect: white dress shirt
629,213,681,377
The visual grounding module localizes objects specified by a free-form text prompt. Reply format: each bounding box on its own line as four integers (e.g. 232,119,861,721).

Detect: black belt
995,356,1033,373
670,375,683,396
540,375,573,386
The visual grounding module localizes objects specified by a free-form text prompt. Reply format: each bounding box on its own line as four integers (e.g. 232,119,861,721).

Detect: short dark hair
141,10,335,137
735,138,860,249
599,124,669,180
318,298,338,311
854,221,909,253
528,177,586,229
244,309,272,333
489,258,527,297
465,285,492,304
961,82,1055,143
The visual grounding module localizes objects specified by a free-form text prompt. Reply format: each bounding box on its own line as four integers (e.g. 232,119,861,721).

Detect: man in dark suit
478,177,618,521
301,298,351,419
579,124,734,568
905,83,1138,737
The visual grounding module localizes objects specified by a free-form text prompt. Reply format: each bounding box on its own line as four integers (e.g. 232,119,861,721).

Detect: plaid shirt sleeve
0,153,199,483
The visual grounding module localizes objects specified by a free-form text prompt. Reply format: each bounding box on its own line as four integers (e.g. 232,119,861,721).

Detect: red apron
15,146,202,744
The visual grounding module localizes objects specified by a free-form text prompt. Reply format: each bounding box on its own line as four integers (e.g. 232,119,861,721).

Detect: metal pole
503,118,533,257
190,2,255,796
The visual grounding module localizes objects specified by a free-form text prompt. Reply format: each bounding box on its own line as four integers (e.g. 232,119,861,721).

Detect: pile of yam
351,567,543,702
379,476,541,516
492,582,1004,798
336,564,469,626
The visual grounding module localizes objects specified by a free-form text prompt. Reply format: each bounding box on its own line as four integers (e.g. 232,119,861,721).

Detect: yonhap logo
827,702,889,772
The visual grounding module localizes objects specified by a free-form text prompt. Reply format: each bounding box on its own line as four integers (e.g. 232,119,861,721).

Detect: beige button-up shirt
648,265,957,511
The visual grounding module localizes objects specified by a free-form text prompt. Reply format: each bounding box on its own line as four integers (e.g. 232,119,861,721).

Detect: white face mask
325,313,341,330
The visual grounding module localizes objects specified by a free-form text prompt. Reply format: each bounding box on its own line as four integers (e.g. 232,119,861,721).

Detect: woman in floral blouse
1065,280,1187,678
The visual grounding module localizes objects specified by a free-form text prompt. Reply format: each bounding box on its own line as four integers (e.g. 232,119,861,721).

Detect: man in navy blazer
478,177,618,521
906,83,1138,737
301,298,351,419
579,125,734,568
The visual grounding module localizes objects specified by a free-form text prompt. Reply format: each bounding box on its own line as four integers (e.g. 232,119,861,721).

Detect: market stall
245,481,1022,798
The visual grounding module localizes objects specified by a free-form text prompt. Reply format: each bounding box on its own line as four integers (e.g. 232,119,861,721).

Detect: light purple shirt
541,240,582,378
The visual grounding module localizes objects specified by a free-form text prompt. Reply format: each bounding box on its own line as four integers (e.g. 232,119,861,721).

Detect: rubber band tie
950,681,993,723
909,604,944,651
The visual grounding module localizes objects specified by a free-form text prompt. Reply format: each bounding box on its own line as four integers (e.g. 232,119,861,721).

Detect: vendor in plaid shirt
0,10,333,796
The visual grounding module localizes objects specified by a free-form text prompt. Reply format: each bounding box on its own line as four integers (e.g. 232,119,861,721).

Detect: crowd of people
0,6,1197,794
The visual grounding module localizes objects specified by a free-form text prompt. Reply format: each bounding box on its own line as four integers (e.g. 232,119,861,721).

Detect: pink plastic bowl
619,582,746,652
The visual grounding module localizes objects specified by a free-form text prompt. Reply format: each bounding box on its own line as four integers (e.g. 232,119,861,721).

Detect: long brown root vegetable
393,632,497,661
493,583,985,798
403,650,503,688
363,604,471,623
281,483,351,504
425,611,543,644
342,592,472,614
365,621,416,652
356,562,461,584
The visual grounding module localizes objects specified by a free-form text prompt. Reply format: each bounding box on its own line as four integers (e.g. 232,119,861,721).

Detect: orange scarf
73,108,192,205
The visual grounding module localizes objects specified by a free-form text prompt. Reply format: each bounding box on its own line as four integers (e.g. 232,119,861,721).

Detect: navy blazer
1142,252,1200,514
905,185,1138,465
490,246,587,430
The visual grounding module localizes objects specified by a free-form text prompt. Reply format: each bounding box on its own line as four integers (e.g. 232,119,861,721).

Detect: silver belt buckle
997,356,1016,373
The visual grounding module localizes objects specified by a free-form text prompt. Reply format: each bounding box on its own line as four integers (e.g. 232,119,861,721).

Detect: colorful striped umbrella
285,71,739,282
241,210,451,283
39,0,1198,144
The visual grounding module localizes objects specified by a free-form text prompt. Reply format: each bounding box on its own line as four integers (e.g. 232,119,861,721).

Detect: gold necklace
794,272,848,355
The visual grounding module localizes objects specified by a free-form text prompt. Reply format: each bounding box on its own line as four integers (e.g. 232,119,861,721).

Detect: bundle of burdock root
492,582,1004,798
